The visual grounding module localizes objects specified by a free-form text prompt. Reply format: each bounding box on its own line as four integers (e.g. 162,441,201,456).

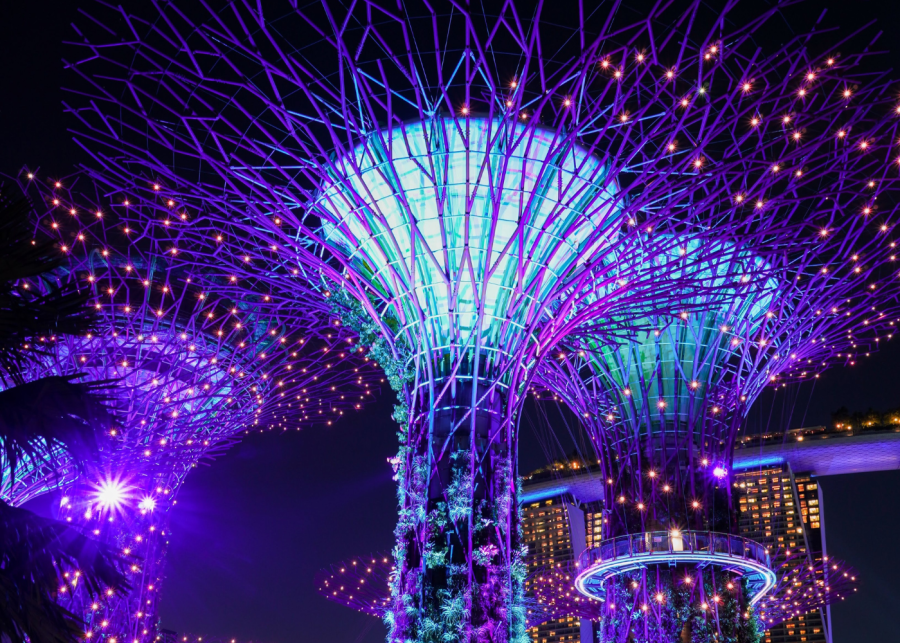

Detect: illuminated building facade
735,467,830,643
521,495,601,643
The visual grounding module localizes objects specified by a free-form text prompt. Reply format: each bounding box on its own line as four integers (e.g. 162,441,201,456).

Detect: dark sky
3,2,900,642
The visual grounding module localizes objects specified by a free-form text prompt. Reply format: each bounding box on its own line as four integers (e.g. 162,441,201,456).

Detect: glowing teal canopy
318,117,621,369
590,240,777,428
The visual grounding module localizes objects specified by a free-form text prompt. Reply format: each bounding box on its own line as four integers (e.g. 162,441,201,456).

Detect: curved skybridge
575,530,776,605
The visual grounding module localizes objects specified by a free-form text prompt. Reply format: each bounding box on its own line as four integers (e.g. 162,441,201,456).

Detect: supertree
3,172,382,642
529,98,900,643
56,0,900,641
529,112,900,640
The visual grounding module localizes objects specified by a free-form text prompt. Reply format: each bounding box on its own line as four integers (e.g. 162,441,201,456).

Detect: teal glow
318,117,621,369
591,240,777,427
519,486,569,503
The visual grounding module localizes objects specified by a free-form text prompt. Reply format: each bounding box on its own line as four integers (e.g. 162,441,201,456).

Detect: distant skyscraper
735,466,830,643
522,495,600,643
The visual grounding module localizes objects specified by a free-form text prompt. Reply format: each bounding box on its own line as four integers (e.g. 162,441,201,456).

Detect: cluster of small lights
47,0,900,639
315,555,395,617
754,549,859,627
6,176,385,642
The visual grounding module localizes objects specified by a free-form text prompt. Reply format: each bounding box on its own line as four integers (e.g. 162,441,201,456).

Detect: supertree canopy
3,173,381,642
54,0,900,641
536,232,893,640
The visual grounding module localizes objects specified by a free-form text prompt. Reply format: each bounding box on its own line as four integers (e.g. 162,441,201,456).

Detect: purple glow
41,0,900,640
7,174,384,643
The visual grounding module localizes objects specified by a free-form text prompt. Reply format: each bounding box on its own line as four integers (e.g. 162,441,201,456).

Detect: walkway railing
579,530,770,570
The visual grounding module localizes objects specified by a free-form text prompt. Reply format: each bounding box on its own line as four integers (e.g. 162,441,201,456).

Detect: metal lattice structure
533,199,899,638
5,173,382,642
51,0,900,641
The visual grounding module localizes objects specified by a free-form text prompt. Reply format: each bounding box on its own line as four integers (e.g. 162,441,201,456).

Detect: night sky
3,2,900,642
